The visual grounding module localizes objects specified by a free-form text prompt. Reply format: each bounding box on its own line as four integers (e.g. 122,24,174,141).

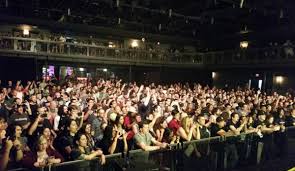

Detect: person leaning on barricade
134,120,168,151
22,135,63,169
70,132,105,165
253,110,281,162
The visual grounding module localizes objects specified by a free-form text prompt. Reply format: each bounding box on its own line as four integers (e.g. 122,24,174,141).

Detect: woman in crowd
70,133,105,164
178,116,196,142
7,124,30,153
54,119,79,161
22,135,63,169
79,123,96,150
153,116,167,142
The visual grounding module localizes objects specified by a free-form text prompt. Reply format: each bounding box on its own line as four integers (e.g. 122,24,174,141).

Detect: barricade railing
8,126,295,171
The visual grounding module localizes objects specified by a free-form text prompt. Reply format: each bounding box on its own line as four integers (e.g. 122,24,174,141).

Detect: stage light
108,42,115,48
276,76,283,84
103,68,108,72
240,41,248,48
212,72,216,79
78,68,85,72
23,29,29,35
131,40,139,48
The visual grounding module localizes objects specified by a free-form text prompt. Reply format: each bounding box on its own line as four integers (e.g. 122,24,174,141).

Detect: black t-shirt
274,117,285,125
55,133,75,161
197,126,210,155
226,120,240,132
58,115,69,131
199,126,210,139
70,146,91,160
138,101,152,119
210,124,223,137
0,104,9,120
101,137,125,155
253,120,266,128
286,116,295,127
100,125,125,154
210,124,225,152
226,120,241,144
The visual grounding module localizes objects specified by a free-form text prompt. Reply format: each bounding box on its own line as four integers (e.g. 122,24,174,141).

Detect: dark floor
234,139,295,171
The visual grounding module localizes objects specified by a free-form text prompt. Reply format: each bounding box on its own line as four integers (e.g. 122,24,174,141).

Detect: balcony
0,36,203,67
203,46,295,68
1,35,295,68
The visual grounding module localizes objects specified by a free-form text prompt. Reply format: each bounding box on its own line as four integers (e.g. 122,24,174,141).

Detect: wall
0,57,36,83
212,67,295,93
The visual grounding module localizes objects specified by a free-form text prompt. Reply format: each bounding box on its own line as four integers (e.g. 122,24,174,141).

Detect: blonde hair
37,135,48,151
181,116,192,133
38,135,47,143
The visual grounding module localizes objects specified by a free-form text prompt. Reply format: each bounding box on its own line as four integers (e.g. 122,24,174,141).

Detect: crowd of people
0,77,295,170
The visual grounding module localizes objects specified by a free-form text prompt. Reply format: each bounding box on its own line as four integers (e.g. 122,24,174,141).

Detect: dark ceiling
1,0,295,50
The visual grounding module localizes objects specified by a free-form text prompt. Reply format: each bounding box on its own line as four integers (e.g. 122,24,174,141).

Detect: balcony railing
1,35,295,67
203,46,295,66
0,36,203,66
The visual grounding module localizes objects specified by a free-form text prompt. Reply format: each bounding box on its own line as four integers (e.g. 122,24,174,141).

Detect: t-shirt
0,104,9,120
253,120,266,128
55,133,75,161
286,116,295,127
210,124,223,137
70,147,91,160
225,120,240,144
168,119,180,135
134,132,153,147
210,124,225,152
199,126,210,139
101,137,125,155
226,120,240,132
198,125,211,155
138,102,152,120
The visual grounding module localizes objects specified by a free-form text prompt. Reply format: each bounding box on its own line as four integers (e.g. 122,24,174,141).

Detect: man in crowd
135,120,168,151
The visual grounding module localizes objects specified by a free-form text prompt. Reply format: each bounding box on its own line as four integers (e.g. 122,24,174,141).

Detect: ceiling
2,0,295,50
